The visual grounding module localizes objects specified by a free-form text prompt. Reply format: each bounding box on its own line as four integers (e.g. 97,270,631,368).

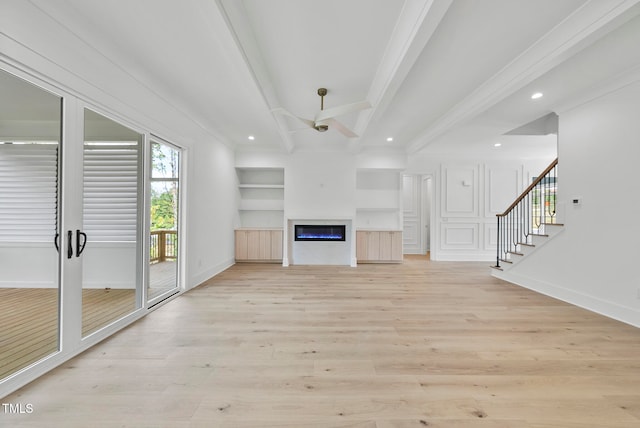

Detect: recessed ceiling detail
32,0,640,156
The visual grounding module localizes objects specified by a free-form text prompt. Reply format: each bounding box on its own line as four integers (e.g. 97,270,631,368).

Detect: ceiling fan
273,88,371,138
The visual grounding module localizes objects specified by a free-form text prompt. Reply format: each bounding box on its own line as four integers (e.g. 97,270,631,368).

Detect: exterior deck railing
150,230,177,263
495,158,558,268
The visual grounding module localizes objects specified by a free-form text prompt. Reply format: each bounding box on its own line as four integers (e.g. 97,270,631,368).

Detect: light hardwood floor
2,255,640,427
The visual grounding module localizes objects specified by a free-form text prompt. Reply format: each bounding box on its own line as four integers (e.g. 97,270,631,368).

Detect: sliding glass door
148,140,181,304
0,70,62,379
82,109,143,337
0,65,181,395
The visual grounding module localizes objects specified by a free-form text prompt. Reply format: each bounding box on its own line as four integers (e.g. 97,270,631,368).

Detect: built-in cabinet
355,169,403,263
235,167,285,262
356,230,403,263
235,229,283,262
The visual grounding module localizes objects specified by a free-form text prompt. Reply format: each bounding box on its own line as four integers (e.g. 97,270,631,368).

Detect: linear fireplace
286,218,354,266
294,224,346,241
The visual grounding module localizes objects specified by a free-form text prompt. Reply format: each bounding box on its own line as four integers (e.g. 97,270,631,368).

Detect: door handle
67,230,73,259
76,230,87,257
54,233,60,252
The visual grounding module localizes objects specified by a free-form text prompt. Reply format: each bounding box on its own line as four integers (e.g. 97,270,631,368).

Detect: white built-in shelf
355,169,402,230
236,167,285,229
238,184,284,189
356,207,398,212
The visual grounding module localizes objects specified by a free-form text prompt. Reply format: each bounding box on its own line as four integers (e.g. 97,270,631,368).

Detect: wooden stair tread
507,251,523,256
517,242,535,247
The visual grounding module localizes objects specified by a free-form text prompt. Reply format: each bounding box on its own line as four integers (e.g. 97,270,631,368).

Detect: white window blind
0,143,58,242
83,142,140,242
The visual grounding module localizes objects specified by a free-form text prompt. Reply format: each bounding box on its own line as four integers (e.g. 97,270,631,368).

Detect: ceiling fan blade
272,107,315,128
315,100,371,122
326,118,358,138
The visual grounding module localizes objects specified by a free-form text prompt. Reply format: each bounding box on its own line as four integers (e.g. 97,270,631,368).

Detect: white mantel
284,217,356,267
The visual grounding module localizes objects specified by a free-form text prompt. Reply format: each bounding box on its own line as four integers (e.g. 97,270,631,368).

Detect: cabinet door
235,230,248,260
379,231,393,261
367,231,381,260
270,230,283,260
356,231,369,261
258,230,271,259
391,231,403,261
246,230,261,259
380,231,403,261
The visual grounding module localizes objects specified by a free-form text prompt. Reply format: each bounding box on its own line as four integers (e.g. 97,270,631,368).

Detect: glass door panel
148,141,180,303
0,70,61,379
82,109,142,337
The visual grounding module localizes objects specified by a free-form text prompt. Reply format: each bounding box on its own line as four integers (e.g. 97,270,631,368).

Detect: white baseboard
493,270,640,328
188,258,235,290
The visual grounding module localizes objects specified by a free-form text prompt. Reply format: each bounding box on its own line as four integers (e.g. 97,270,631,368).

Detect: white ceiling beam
406,0,640,154
215,0,295,152
348,0,453,151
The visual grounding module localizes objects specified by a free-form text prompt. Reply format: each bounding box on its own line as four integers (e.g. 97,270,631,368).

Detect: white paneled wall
485,167,521,216
442,165,479,217
404,160,550,261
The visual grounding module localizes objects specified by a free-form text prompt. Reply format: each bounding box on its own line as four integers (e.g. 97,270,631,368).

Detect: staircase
493,158,562,271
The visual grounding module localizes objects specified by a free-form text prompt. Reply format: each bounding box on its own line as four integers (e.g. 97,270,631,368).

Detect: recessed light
248,135,255,140
494,143,502,147
531,92,543,100
386,137,393,142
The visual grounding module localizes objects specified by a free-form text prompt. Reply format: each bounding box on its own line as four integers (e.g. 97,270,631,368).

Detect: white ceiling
25,0,640,157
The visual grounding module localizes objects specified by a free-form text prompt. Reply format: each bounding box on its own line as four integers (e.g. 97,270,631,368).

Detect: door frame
420,174,434,257
146,136,185,307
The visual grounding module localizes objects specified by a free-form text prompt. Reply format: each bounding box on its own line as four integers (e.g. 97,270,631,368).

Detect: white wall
405,155,554,261
497,81,640,327
285,151,357,219
187,136,237,287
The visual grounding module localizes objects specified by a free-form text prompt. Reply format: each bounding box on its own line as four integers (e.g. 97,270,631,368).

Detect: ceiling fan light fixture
273,88,370,138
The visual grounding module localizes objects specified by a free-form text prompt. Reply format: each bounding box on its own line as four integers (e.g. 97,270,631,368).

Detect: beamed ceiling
27,0,640,156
